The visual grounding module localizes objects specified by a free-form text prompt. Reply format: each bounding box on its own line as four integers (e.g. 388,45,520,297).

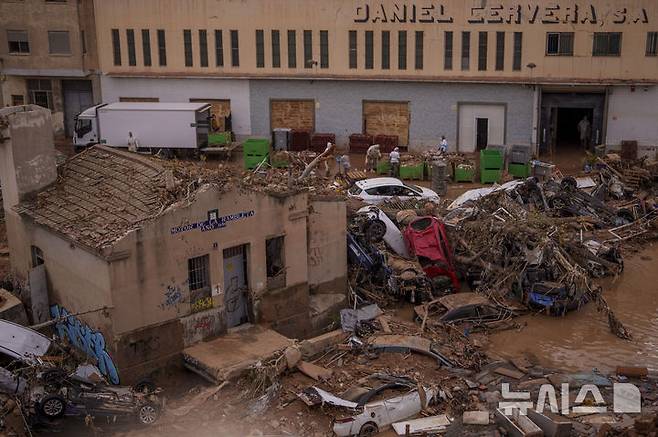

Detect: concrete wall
607,85,658,148
93,0,658,83
307,198,347,294
99,76,252,136
249,80,534,150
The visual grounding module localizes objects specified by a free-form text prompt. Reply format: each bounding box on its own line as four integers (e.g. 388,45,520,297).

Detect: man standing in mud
578,116,591,151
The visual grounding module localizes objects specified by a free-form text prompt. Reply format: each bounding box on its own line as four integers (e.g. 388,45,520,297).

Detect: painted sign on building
50,305,120,384
354,3,649,25
170,210,255,235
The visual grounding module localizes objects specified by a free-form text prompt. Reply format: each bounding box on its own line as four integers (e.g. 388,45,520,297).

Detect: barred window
461,31,470,71
320,30,328,68
365,31,373,69
215,30,223,66
349,30,357,69
647,32,658,56
513,32,523,71
126,29,136,66
546,32,574,56
495,32,505,71
255,29,264,68
444,31,453,70
199,29,208,67
188,255,210,292
157,29,167,66
287,30,296,68
272,30,281,68
398,30,407,70
142,29,151,66
593,32,621,56
415,31,423,70
183,29,193,67
381,31,390,69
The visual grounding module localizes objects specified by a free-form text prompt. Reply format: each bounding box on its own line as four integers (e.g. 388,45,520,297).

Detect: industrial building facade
91,0,658,156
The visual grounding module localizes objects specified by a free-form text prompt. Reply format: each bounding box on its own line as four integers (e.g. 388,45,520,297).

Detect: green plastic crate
377,161,391,175
508,162,530,178
400,163,424,180
208,131,231,145
480,168,503,184
243,138,270,156
480,149,504,169
244,154,268,170
454,165,475,182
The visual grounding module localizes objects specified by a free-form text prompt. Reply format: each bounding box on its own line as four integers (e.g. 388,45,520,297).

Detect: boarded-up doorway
223,245,249,328
270,100,315,131
363,101,410,146
190,98,231,132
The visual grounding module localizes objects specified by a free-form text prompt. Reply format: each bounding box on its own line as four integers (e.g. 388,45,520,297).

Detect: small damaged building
0,105,347,383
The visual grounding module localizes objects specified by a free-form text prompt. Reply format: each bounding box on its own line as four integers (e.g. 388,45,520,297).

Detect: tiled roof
18,146,169,250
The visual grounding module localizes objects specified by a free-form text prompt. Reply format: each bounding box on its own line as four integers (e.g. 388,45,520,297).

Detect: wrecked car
348,178,439,205
414,292,513,325
30,365,162,425
403,217,460,291
298,376,438,437
355,206,409,257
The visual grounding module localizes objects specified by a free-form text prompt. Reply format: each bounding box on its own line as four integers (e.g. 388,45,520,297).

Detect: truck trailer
73,102,211,151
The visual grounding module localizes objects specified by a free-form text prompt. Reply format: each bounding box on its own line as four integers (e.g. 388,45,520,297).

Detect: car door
365,187,387,204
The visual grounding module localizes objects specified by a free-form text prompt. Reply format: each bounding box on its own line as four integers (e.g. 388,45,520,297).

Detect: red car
403,217,460,291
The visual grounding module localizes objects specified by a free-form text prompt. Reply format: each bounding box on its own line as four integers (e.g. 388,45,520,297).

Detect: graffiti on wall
191,296,213,313
159,280,187,311
49,304,120,384
354,3,649,25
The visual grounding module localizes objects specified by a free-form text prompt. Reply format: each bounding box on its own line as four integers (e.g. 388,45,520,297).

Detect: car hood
419,186,440,198
0,320,52,363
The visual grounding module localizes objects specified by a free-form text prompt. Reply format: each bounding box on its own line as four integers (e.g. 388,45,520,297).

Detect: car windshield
348,185,362,195
403,182,422,193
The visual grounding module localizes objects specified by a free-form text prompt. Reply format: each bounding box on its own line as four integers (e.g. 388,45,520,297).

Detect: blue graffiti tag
49,305,120,384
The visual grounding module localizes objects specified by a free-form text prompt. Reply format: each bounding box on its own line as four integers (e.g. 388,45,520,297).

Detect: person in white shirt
389,147,401,178
439,136,448,153
127,131,139,152
365,144,381,172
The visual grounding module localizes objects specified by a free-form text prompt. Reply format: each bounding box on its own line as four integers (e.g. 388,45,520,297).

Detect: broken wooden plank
494,367,525,380
296,361,333,381
377,315,392,333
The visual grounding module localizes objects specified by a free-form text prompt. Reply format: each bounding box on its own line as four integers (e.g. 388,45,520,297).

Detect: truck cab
73,104,105,149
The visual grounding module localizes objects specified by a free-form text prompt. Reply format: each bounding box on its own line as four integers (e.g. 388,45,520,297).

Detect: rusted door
223,245,249,328
363,101,410,146
190,98,231,131
270,100,315,131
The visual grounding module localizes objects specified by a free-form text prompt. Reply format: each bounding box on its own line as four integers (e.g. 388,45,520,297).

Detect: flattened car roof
0,319,52,363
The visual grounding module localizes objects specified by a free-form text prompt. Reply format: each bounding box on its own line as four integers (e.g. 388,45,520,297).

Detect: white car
348,178,439,204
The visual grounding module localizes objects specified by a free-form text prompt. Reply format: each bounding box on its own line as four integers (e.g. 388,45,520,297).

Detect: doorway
62,80,93,137
555,107,593,151
223,245,249,328
476,118,489,150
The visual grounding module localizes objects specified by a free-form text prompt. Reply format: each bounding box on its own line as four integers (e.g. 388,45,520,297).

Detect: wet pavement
489,242,658,373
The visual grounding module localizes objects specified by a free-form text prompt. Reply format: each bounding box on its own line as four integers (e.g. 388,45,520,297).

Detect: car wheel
358,422,379,436
138,403,160,425
39,395,66,419
133,378,157,394
364,220,386,242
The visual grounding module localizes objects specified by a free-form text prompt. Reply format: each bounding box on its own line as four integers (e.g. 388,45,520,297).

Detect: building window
199,29,208,67
215,30,223,66
48,31,70,55
126,29,136,66
593,32,621,56
188,254,210,292
266,236,285,289
513,32,523,71
183,29,193,67
303,30,312,68
495,32,505,71
398,30,407,70
272,30,281,68
381,31,390,70
111,29,121,65
320,30,328,68
27,79,53,110
461,31,470,71
287,30,296,68
647,32,658,56
478,32,487,71
348,30,357,69
7,30,29,54
444,31,453,70
11,95,24,106
230,30,239,67
81,30,86,54
415,31,423,70
546,32,574,56
157,29,166,66
255,29,264,68
141,29,151,66
365,30,374,69
31,246,44,268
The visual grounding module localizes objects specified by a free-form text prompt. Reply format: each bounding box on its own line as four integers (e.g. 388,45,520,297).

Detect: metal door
223,245,249,328
62,80,93,137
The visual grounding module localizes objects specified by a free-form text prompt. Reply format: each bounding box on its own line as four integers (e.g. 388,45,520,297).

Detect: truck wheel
39,395,66,418
359,422,379,436
138,403,160,425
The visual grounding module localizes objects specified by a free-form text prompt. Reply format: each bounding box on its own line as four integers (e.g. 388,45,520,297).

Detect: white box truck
73,102,212,151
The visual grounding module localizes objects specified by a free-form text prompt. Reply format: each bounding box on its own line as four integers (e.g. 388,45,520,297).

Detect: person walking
439,136,448,153
577,116,591,150
389,147,401,178
365,144,381,172
127,131,139,152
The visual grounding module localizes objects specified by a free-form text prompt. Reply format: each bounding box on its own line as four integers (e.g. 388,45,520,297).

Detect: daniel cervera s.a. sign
354,3,650,25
